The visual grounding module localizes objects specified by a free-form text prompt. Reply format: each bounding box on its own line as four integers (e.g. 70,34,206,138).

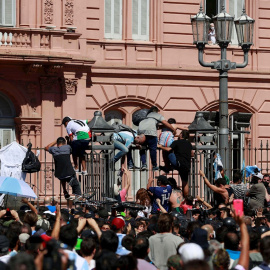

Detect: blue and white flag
245,165,260,178
214,153,223,180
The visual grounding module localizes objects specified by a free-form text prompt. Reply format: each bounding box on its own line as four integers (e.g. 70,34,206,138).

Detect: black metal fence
24,140,270,204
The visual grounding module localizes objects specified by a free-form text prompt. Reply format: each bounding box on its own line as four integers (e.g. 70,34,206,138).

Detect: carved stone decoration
65,0,74,25
40,77,59,93
20,125,30,135
44,0,54,24
35,125,41,135
44,166,53,191
62,78,78,95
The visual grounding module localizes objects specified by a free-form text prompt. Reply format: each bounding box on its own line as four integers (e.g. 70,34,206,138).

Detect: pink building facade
0,0,270,199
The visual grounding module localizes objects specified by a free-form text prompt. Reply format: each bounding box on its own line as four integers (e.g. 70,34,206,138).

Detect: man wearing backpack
138,106,176,171
45,137,82,200
113,129,146,170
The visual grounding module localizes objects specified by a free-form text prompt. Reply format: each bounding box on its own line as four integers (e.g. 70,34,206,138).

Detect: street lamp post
191,2,255,176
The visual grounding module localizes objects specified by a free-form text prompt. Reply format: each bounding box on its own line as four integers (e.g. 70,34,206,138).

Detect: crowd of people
0,170,270,270
1,108,270,269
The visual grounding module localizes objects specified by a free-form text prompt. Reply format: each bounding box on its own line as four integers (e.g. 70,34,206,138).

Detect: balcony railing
0,27,81,52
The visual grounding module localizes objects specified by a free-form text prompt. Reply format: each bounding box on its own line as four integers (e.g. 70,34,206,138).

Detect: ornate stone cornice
65,0,74,25
44,0,54,24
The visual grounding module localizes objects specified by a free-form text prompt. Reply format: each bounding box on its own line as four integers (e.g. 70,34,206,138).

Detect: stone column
123,0,133,41
150,0,157,43
40,76,58,145
20,0,30,27
19,124,30,146
39,76,58,197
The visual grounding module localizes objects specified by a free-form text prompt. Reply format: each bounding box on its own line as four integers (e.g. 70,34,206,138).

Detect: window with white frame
230,0,245,45
104,0,122,40
0,92,16,149
0,0,16,27
132,0,149,41
0,129,15,148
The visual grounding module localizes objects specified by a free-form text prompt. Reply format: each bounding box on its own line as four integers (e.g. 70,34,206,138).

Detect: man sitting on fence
113,130,146,170
45,137,82,200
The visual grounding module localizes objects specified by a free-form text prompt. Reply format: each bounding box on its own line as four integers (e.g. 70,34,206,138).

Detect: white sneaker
80,171,88,176
114,184,120,196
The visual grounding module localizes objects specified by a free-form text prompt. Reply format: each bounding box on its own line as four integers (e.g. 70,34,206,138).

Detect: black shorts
179,167,190,182
71,139,90,156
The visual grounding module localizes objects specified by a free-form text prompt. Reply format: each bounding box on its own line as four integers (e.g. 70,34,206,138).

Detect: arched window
105,110,123,125
0,92,16,148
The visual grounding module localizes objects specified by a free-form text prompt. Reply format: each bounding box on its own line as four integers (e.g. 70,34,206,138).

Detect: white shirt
208,29,216,44
252,265,270,270
89,259,95,270
66,120,89,140
64,249,89,270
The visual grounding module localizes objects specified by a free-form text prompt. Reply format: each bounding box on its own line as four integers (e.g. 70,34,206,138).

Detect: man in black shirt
158,130,193,197
45,137,81,199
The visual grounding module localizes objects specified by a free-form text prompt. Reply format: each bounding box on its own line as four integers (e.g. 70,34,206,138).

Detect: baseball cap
155,175,168,185
19,233,30,244
43,210,55,216
253,172,263,179
81,230,97,239
0,235,9,253
179,243,204,263
111,217,125,230
62,116,71,125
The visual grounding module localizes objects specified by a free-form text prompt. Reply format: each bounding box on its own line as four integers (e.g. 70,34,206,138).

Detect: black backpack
132,108,162,127
132,109,150,126
22,144,41,173
112,123,137,138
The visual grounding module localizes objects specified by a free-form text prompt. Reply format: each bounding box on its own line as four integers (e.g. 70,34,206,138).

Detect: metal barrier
24,140,270,204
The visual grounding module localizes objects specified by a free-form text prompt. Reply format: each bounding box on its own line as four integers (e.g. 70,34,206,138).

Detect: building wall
0,0,270,199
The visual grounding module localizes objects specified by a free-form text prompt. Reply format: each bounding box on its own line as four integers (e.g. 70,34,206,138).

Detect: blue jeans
114,141,133,166
140,136,158,167
168,152,180,169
